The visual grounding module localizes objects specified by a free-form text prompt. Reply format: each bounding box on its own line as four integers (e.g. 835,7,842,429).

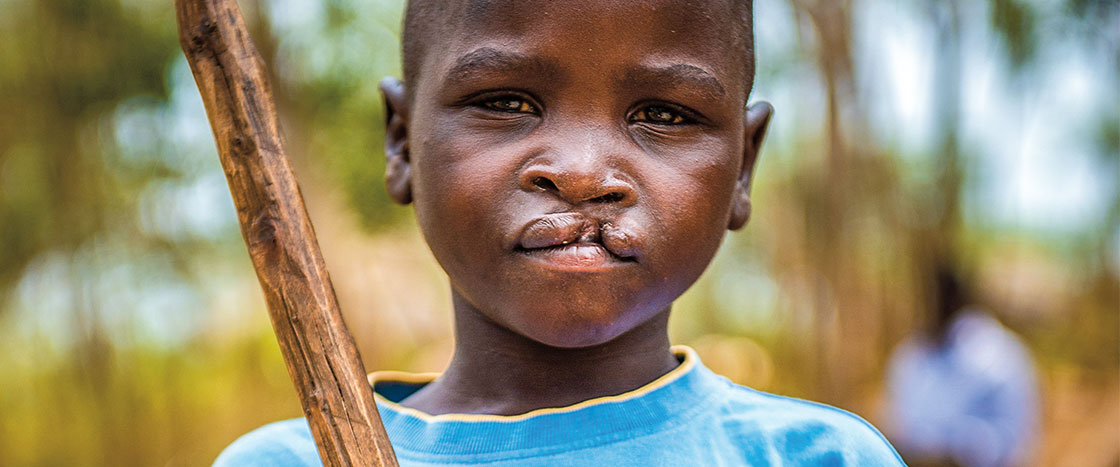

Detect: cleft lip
600,222,641,261
517,212,596,250
515,212,640,262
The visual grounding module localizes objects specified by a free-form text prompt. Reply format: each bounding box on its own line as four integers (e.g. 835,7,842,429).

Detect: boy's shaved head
400,0,454,96
401,0,756,100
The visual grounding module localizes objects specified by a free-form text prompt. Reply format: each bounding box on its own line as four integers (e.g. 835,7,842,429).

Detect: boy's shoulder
708,374,904,465
212,418,319,467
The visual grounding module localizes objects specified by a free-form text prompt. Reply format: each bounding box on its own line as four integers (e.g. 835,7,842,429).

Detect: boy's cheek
414,112,534,169
454,109,540,138
647,187,730,266
411,154,515,262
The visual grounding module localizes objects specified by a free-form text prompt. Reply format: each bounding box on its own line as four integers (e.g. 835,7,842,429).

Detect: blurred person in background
885,264,1040,467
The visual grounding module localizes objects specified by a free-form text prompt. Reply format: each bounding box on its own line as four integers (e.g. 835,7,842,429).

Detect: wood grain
173,0,398,465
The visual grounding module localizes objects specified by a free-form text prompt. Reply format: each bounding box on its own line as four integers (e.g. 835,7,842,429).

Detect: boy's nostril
590,192,625,203
533,177,558,192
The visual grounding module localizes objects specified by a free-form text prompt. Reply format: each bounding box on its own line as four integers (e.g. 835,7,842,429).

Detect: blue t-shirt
215,346,903,466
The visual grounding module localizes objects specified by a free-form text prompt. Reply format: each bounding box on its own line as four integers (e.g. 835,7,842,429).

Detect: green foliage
265,0,406,231
0,328,302,466
0,0,178,293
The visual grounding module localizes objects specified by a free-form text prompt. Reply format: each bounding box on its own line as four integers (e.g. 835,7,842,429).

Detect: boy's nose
518,160,637,207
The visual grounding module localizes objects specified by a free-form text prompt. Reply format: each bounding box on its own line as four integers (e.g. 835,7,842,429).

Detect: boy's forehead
410,0,751,96
454,0,740,26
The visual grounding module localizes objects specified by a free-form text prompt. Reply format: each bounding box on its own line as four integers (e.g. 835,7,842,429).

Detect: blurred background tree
0,0,1115,465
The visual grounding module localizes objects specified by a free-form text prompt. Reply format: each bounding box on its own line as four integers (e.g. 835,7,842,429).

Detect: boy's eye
631,105,688,125
483,98,536,113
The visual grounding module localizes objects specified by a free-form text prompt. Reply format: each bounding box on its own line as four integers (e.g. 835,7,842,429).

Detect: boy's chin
517,324,627,349
498,301,665,349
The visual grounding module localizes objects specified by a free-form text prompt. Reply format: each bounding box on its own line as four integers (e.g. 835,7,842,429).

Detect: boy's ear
728,101,773,231
380,76,413,205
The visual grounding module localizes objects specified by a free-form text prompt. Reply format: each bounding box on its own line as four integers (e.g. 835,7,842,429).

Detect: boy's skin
379,0,772,416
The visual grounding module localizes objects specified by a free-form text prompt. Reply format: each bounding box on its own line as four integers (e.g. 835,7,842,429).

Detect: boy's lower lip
517,243,633,271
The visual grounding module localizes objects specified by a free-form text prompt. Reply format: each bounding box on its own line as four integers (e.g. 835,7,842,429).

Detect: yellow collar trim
366,345,698,423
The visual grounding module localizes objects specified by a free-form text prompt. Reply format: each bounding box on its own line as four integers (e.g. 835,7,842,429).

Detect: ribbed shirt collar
368,345,727,461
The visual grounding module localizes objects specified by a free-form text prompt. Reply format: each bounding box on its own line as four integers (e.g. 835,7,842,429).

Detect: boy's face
384,0,771,348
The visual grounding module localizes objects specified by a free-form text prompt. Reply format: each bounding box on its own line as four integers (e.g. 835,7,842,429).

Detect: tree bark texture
173,0,398,465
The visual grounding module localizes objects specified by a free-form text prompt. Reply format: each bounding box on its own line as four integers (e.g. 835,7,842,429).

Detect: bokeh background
0,0,1116,465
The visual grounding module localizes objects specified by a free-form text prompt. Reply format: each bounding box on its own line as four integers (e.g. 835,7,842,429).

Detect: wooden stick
174,1,398,465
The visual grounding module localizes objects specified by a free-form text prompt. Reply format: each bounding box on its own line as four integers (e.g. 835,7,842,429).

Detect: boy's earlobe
380,76,413,205
728,101,773,231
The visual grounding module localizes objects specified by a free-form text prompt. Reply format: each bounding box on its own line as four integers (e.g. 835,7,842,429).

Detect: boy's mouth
514,213,640,268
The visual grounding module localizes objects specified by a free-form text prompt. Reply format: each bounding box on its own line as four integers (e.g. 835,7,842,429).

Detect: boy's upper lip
513,212,642,262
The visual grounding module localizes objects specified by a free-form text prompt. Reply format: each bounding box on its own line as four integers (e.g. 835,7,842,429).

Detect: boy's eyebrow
443,47,564,86
621,63,728,100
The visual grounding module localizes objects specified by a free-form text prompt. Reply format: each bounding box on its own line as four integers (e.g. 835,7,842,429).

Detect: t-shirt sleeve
777,406,905,466
212,418,322,467
827,416,904,466
723,387,906,466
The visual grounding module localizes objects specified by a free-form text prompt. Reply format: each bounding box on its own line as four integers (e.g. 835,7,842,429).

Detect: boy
216,0,904,465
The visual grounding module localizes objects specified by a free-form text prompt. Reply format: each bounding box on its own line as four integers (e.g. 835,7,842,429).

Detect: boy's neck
398,293,679,416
